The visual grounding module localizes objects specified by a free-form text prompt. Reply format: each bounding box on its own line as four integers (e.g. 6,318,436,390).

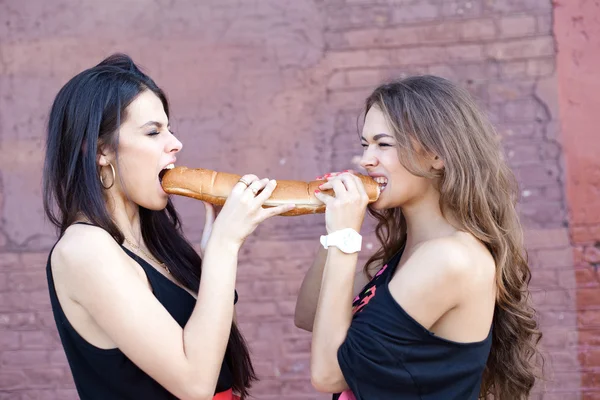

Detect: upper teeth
374,177,388,185
164,164,175,170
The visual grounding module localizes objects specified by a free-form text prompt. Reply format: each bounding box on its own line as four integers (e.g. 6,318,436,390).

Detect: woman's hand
314,172,369,234
210,175,295,248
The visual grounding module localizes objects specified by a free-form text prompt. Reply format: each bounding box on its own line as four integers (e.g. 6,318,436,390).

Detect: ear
97,151,111,167
431,154,444,171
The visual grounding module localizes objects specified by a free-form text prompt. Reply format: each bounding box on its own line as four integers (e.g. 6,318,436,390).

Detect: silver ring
238,177,251,187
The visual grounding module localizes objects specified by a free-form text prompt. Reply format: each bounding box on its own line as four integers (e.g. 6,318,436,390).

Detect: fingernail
271,179,277,184
314,189,320,194
315,176,323,180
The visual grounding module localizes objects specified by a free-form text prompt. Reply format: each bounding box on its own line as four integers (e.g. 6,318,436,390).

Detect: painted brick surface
0,0,592,398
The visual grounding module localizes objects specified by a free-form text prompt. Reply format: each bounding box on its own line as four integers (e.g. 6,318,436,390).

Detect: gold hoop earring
100,162,116,190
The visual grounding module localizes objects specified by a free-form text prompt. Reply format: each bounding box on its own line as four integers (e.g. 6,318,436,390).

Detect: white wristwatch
320,228,362,254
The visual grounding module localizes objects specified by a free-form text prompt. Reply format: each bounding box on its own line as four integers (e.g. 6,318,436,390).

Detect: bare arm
310,247,357,393
56,177,293,400
309,239,471,393
294,245,370,332
56,227,239,400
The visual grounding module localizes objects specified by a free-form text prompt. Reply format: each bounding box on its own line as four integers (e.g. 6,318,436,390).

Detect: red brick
579,310,600,328
0,330,20,350
486,37,555,61
460,18,496,40
535,248,574,269
580,349,600,369
584,246,600,264
499,15,537,38
570,268,598,288
1,351,48,367
578,288,600,310
484,0,553,13
23,367,70,388
282,336,311,356
542,329,579,349
572,225,600,244
499,60,529,78
8,271,47,292
440,1,483,18
20,330,60,350
0,253,20,271
527,56,556,77
580,330,600,347
0,369,27,390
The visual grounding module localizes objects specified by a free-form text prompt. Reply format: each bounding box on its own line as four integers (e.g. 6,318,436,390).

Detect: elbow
311,370,346,393
178,381,215,400
310,358,346,393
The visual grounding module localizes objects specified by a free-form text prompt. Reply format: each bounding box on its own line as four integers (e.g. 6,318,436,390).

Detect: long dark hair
362,76,543,399
43,53,256,397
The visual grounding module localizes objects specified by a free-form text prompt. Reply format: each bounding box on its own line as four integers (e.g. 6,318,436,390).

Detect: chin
139,198,169,211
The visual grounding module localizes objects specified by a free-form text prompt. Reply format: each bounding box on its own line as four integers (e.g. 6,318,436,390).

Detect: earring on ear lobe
100,162,116,189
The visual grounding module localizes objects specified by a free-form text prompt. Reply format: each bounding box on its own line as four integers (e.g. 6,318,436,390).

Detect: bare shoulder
51,224,139,301
52,224,120,273
409,233,495,283
388,233,495,330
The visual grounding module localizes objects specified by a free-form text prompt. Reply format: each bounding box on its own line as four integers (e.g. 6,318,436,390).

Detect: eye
360,143,369,148
148,130,160,136
378,143,393,147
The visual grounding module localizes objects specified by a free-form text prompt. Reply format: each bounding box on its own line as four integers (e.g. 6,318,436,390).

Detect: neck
104,189,143,244
401,188,459,251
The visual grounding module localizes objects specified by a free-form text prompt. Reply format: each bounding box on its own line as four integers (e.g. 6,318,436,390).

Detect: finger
314,189,334,205
330,179,348,196
231,174,259,196
253,179,278,204
337,173,359,193
243,178,268,199
258,203,297,220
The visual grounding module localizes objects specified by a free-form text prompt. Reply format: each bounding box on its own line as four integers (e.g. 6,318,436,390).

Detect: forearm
311,247,356,388
294,245,328,331
182,235,240,394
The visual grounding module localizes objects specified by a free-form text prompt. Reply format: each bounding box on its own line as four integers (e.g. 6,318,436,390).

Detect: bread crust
160,167,380,216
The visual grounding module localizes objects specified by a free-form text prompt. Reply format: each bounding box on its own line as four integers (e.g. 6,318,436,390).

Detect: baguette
160,166,380,216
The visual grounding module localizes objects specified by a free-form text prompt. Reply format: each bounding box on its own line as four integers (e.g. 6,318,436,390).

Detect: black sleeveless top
46,223,237,399
334,249,493,400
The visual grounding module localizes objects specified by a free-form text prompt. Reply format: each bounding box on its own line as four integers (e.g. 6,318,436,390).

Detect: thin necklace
124,237,171,274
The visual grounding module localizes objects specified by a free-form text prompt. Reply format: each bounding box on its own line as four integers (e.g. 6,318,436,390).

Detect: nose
167,131,183,153
359,146,378,169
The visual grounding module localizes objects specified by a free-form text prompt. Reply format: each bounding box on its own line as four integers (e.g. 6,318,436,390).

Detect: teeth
164,164,175,170
373,177,388,184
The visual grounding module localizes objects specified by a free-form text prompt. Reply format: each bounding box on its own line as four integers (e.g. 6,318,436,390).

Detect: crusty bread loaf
160,166,380,216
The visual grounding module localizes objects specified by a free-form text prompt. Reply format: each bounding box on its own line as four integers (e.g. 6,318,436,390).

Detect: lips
158,163,175,182
372,176,388,192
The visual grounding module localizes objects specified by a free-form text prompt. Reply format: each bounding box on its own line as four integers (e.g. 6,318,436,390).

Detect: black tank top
334,249,493,400
46,223,236,399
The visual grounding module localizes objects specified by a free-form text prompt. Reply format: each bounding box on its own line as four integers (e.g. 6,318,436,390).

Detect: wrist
320,228,362,254
204,229,242,255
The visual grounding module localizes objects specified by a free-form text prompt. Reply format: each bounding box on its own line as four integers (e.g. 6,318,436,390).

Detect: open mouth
373,176,388,192
159,163,175,183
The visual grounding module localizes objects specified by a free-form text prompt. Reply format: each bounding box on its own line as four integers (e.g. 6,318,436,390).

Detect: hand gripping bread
160,166,380,216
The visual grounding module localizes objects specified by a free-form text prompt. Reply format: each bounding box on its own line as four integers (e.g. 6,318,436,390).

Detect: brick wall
554,0,600,398
0,0,594,399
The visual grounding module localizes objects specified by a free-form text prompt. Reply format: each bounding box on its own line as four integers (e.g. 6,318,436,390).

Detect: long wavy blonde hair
362,75,543,399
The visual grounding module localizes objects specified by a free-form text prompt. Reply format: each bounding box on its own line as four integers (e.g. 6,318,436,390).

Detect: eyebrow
139,121,170,129
361,133,395,141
